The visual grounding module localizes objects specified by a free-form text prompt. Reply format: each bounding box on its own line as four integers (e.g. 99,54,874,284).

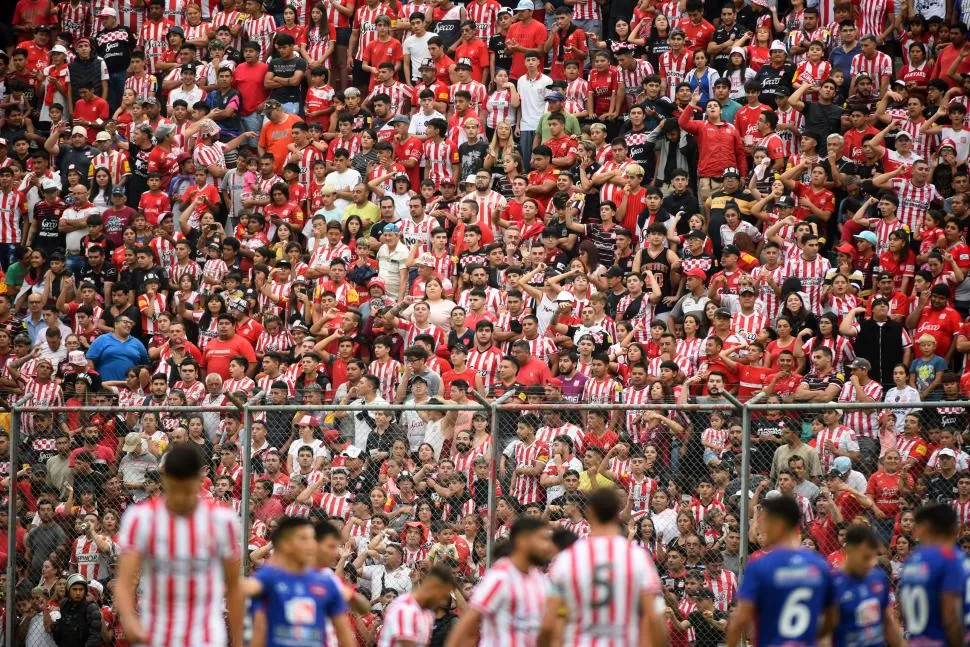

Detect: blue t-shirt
899,545,967,646
910,355,948,400
85,333,149,381
252,565,349,647
831,568,891,647
737,547,833,647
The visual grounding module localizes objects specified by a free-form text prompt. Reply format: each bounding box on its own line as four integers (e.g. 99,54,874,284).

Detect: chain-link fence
6,394,970,643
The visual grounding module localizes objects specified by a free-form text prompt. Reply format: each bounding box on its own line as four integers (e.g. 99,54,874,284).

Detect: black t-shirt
754,63,796,108
488,34,512,75
268,55,309,104
927,473,960,504
710,24,745,72
751,416,790,474
801,101,844,140
458,140,489,178
688,609,729,647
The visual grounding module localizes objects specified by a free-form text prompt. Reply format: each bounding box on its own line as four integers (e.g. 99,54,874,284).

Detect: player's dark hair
587,488,621,524
161,444,205,479
843,524,879,548
314,519,341,541
426,564,457,586
271,516,313,545
509,517,548,546
760,496,801,529
914,503,959,537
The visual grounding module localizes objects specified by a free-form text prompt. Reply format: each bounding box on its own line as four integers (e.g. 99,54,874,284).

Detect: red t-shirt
794,182,835,221
73,97,110,142
866,470,913,517
454,39,490,82
137,191,171,226
583,429,620,452
914,305,963,356
202,334,257,380
362,37,403,90
588,66,620,115
146,147,180,191
393,136,423,189
506,18,547,79
232,61,271,116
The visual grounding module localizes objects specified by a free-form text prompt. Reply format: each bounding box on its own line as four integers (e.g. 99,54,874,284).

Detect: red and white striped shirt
422,139,458,185
138,19,175,73
60,2,92,40
784,254,831,315
547,536,661,647
369,358,403,401
731,311,769,343
859,0,893,43
255,330,295,355
379,593,434,647
117,497,241,647
223,376,256,395
838,381,884,438
570,0,601,19
659,49,692,99
814,424,859,472
0,189,27,244
507,438,549,505
91,149,131,186
125,72,159,102
485,89,515,128
450,80,488,113
892,178,942,234
468,345,503,390
469,557,547,647
624,475,658,515
850,51,892,81
689,498,727,527
704,568,738,612
581,375,622,405
243,14,277,62
353,5,393,62
564,78,588,116
466,0,501,39
71,535,113,582
620,59,655,104
598,159,631,205
952,497,970,527
314,491,353,519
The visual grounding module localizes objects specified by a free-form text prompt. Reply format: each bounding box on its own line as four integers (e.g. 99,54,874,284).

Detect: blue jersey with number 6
831,567,891,647
736,547,833,647
898,545,965,647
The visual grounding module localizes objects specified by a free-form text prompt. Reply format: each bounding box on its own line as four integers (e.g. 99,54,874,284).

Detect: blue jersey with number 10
898,545,965,647
736,547,833,647
831,567,891,647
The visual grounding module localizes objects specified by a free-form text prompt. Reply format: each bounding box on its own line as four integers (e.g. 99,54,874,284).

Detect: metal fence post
486,391,517,567
738,392,764,579
6,396,29,647
240,397,255,576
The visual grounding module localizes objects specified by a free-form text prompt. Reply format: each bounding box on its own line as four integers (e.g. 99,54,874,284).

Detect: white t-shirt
287,437,328,465
942,127,970,163
377,242,410,299
325,168,362,212
516,73,552,131
402,33,434,82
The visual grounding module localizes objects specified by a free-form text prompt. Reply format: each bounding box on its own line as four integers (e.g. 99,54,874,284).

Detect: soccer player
727,496,835,647
898,503,967,647
115,444,244,647
379,564,456,647
246,516,355,647
445,517,553,647
542,488,666,647
828,525,904,647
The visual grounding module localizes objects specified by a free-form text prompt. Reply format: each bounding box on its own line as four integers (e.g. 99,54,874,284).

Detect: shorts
336,27,352,46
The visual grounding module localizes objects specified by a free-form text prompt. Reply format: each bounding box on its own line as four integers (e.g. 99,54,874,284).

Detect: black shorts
336,26,352,46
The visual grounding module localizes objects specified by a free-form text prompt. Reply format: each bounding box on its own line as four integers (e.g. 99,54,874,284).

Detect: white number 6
778,587,813,638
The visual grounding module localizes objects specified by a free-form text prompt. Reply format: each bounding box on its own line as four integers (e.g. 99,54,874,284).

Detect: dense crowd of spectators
4,0,970,644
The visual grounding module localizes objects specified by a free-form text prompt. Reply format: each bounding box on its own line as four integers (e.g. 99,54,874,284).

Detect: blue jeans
0,243,18,270
108,70,127,113
241,113,264,148
66,254,86,276
518,130,536,172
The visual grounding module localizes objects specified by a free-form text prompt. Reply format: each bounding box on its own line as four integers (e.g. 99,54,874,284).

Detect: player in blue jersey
898,503,966,647
245,516,356,647
828,525,904,647
727,496,835,647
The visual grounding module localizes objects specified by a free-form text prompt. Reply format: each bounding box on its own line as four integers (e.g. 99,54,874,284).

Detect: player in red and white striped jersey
114,445,242,647
543,488,666,647
449,517,552,647
379,565,455,647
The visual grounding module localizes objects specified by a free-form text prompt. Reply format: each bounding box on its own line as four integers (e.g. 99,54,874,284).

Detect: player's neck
588,521,620,537
509,551,533,573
